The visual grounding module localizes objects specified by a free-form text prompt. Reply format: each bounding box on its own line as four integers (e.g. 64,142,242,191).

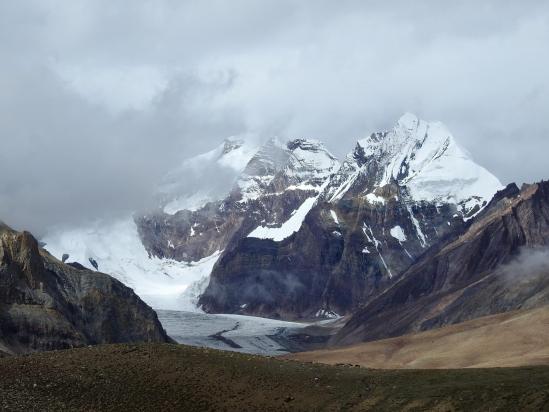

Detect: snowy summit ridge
236,137,339,202
325,113,502,218
160,137,258,214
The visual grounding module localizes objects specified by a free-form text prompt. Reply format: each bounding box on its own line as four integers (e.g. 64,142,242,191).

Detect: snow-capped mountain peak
324,113,503,218
235,137,339,202
217,137,260,172
355,113,456,186
159,136,258,214
284,139,339,185
42,117,508,320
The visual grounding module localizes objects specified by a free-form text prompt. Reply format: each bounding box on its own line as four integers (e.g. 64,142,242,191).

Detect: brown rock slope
0,222,171,354
333,181,549,345
287,305,549,369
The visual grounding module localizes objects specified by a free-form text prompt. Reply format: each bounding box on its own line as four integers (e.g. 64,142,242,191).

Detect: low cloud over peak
1,0,548,234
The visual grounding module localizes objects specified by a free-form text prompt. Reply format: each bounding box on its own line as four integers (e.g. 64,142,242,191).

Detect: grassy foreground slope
1,344,549,411
289,306,549,370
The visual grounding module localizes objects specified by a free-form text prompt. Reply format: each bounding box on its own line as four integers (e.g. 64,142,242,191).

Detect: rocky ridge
332,180,549,345
0,222,171,354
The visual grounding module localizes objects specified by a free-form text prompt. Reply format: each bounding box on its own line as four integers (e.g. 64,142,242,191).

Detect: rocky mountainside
136,137,339,263
43,136,340,311
42,114,504,319
289,305,549,369
332,181,549,346
199,114,502,319
0,222,171,355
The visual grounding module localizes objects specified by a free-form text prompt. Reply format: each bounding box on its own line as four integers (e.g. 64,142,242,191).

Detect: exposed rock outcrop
0,222,171,354
332,181,549,345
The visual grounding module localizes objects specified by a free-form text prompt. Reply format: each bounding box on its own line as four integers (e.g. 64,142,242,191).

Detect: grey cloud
0,1,548,234
500,247,549,284
0,64,244,235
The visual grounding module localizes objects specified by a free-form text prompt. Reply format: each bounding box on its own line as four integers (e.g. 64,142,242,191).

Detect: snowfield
163,191,215,215
42,218,220,311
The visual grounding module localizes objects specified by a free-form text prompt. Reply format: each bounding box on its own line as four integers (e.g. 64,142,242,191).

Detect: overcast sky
1,1,548,234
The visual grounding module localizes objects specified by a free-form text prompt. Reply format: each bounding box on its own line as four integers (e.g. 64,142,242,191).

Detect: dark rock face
0,222,171,355
332,181,549,346
199,185,466,319
199,114,502,319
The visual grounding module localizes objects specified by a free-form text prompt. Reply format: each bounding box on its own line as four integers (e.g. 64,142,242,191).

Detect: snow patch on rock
315,309,341,319
407,204,427,247
390,225,407,242
362,223,393,278
365,193,386,205
248,197,317,241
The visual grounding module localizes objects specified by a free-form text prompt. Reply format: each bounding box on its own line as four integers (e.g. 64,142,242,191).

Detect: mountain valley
31,114,549,367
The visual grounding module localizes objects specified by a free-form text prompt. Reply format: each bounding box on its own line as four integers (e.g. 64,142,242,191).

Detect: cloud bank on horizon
0,0,548,234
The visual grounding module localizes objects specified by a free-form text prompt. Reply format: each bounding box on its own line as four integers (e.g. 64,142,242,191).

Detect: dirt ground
0,343,548,411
